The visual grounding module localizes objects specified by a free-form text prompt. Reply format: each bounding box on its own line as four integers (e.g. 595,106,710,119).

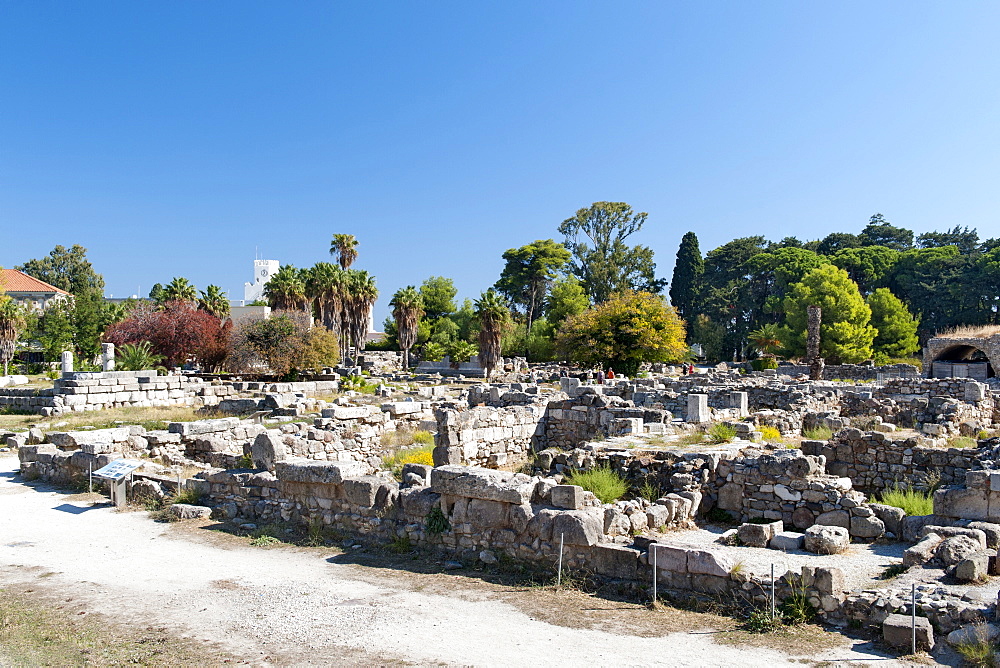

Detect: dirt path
0,454,911,666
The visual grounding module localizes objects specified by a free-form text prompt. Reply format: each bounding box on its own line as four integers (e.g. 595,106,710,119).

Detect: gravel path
0,454,909,666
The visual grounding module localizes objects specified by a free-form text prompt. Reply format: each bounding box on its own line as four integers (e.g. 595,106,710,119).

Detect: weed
148,508,179,523
235,453,253,469
249,535,281,547
729,561,746,577
304,517,325,547
874,485,933,516
780,584,816,624
564,466,628,504
412,430,434,445
172,487,204,506
948,436,978,449
388,535,414,553
744,607,782,633
382,444,435,479
802,426,834,441
425,506,450,535
636,479,661,502
708,423,737,444
955,622,997,667
705,507,735,525
879,564,909,580
674,431,708,446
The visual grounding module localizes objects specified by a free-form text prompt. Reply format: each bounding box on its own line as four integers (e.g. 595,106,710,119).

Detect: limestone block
646,504,671,529
550,485,585,510
813,567,844,595
920,525,987,550
603,507,631,536
959,521,1000,549
814,510,850,529
401,463,432,486
399,487,440,517
883,613,934,651
342,476,395,507
274,459,362,484
947,623,1000,647
934,487,990,521
769,532,804,551
869,503,905,536
686,548,734,577
552,510,603,547
738,521,781,548
773,484,801,502
686,394,709,423
649,543,688,574
850,515,885,539
467,498,510,528
936,535,982,566
251,432,287,471
904,533,943,567
590,544,640,579
955,553,989,582
629,511,647,534
803,525,850,554
430,465,535,505
169,504,212,519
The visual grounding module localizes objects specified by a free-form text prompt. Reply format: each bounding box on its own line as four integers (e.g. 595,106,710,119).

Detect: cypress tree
669,232,703,320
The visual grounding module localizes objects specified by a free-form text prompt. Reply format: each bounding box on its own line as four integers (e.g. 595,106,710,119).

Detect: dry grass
936,324,1000,339
0,405,226,432
0,583,232,666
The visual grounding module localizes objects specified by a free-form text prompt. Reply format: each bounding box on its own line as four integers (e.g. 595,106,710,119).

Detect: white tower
244,259,280,303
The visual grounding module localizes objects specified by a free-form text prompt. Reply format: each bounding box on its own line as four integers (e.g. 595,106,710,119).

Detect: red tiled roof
0,269,71,295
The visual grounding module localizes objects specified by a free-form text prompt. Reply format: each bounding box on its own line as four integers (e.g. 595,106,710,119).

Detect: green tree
163,277,198,303
699,236,769,360
474,290,511,378
0,298,27,375
830,246,900,295
198,285,231,319
494,239,570,336
916,226,981,254
815,232,861,255
746,247,830,314
746,322,784,356
545,276,589,330
555,291,687,376
558,201,664,303
419,276,458,321
390,286,423,370
859,213,913,250
866,288,920,359
778,265,876,364
264,265,308,311
330,233,359,270
34,299,75,361
343,270,378,359
17,244,107,359
688,314,726,361
148,283,165,304
669,231,703,320
450,298,477,342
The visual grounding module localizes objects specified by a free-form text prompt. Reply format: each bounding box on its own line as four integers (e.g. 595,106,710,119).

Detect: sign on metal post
92,459,143,509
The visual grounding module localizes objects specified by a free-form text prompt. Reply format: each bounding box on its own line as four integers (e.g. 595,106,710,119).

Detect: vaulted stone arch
924,334,1000,379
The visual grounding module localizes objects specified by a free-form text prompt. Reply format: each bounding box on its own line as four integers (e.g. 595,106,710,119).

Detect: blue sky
3,2,1000,324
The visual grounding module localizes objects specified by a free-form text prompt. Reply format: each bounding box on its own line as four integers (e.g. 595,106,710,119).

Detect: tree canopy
669,231,703,320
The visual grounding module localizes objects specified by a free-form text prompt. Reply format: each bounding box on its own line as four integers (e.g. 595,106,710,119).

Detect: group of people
594,368,616,384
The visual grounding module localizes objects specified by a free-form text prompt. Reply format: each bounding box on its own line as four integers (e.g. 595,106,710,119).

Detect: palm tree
330,234,359,270
198,285,231,320
474,290,510,379
390,286,423,370
263,265,307,311
162,277,198,303
0,299,27,376
344,270,378,362
306,263,342,330
747,322,784,356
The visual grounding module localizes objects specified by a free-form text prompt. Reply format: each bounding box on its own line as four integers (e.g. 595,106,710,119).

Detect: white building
241,259,280,304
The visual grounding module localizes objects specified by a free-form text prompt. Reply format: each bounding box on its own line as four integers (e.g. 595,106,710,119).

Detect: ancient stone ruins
8,348,1000,653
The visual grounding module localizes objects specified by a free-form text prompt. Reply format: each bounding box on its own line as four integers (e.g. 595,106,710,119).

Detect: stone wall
432,402,547,468
774,362,920,381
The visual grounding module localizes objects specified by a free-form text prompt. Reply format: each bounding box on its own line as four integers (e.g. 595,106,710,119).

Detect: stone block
274,459,363,484
169,504,212,520
883,613,934,651
550,485,585,510
648,543,688,574
738,521,781,548
869,503,905,536
850,515,885,539
813,567,844,595
687,394,709,423
686,548,734,577
401,463,432,486
769,531,804,551
430,465,535,505
467,498,510,528
904,533,943,567
936,535,982,566
803,525,850,554
342,476,392,507
959,521,1000,549
590,544,640,579
716,482,743,512
646,504,671,529
552,510,603,547
920,525,987,550
955,553,989,582
947,623,1000,648
934,487,990,521
251,432,287,471
814,509,850,529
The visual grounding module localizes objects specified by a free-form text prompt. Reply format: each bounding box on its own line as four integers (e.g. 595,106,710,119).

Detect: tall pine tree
669,232,703,320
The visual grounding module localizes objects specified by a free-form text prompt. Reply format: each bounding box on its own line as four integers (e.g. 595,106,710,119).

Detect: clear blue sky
3,2,1000,325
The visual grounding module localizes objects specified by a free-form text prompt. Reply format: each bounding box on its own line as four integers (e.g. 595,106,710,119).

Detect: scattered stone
803,525,850,555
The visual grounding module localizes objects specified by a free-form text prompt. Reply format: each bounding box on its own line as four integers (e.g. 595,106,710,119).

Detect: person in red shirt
606,368,615,380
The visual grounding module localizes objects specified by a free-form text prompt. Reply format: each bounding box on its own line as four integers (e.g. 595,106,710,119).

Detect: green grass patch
947,436,978,449
382,443,435,480
873,485,933,517
708,423,737,444
171,486,204,506
564,466,628,504
801,426,834,441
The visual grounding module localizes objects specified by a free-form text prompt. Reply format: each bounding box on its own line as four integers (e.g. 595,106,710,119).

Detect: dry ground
0,453,929,667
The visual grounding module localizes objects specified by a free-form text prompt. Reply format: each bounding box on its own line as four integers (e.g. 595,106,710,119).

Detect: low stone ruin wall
801,429,985,493
432,402,547,468
774,363,920,381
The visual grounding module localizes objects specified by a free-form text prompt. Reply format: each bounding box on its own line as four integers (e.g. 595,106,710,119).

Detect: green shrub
802,426,834,441
707,423,737,444
426,506,450,535
636,479,661,502
412,430,434,445
874,485,933,516
705,507,734,525
250,535,281,547
744,608,781,633
948,436,978,449
955,623,997,667
172,487,203,506
759,426,782,443
750,357,778,371
564,466,628,504
389,535,414,553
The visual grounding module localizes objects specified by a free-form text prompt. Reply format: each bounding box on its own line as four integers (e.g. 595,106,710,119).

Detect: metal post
911,583,916,655
557,533,564,587
652,547,657,604
770,564,776,618
88,463,92,493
